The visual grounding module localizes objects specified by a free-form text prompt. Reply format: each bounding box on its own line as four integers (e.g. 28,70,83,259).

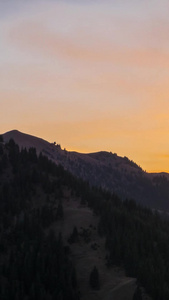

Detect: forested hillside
0,138,80,300
1,137,169,299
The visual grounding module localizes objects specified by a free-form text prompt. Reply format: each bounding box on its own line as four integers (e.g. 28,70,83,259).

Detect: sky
1,0,169,172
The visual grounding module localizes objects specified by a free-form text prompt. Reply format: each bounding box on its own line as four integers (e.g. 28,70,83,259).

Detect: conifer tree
133,286,142,300
89,266,100,290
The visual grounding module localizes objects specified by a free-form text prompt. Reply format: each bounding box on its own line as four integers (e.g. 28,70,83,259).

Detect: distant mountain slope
3,129,169,212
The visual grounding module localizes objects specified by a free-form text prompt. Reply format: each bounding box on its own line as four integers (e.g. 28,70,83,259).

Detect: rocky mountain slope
3,129,169,212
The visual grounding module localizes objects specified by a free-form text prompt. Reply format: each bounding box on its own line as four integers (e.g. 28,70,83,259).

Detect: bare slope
55,196,137,300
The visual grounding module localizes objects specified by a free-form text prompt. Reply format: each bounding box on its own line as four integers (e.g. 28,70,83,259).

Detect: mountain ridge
2,129,169,212
2,129,143,172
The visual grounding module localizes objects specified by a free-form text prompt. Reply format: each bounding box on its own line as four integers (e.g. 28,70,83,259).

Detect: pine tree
57,201,64,219
0,135,3,142
133,286,142,300
89,266,100,290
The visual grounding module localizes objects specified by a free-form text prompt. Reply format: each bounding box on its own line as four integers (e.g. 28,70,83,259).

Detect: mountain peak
4,129,20,135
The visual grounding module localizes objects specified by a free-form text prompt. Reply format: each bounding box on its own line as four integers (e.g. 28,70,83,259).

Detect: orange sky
1,0,169,172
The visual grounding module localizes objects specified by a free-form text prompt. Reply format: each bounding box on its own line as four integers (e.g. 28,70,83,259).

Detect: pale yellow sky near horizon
1,0,169,172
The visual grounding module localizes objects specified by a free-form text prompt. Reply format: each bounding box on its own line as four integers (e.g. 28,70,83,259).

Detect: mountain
0,137,142,300
3,129,169,213
1,133,168,300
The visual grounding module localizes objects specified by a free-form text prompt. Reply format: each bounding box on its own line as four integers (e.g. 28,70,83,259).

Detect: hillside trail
103,278,136,300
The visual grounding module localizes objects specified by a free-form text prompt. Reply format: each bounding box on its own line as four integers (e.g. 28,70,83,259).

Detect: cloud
5,10,169,110
7,17,169,69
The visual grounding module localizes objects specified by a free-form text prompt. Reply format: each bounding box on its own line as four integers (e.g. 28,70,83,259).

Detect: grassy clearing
54,196,137,300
